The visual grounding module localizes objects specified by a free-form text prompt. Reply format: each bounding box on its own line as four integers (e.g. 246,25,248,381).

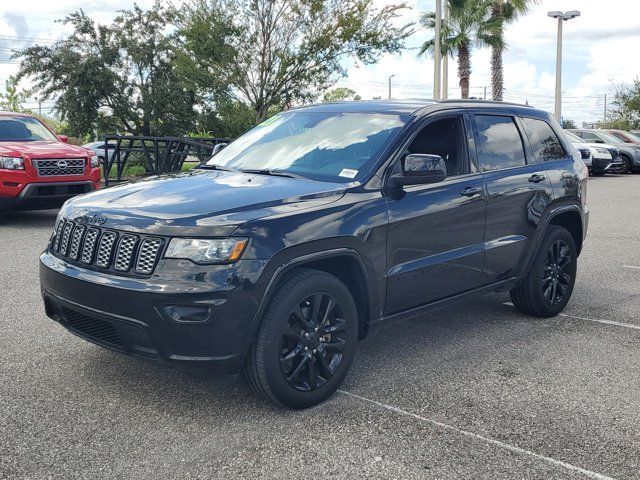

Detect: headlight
595,147,609,154
165,238,248,264
0,156,24,170
90,155,100,168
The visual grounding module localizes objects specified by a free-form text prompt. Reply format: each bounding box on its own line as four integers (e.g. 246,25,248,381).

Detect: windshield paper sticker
339,168,358,178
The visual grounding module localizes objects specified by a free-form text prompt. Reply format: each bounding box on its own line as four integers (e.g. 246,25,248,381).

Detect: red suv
0,112,101,212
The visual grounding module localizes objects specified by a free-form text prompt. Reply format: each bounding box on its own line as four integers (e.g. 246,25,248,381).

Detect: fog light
164,305,212,323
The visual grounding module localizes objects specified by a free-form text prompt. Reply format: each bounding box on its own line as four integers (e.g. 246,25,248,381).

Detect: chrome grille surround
50,221,164,276
80,228,100,264
135,238,162,274
95,231,118,268
53,220,65,251
34,158,85,177
68,224,86,260
59,222,74,256
113,235,138,272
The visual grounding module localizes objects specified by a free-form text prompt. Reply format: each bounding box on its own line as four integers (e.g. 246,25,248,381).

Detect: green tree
489,0,536,101
0,75,27,112
561,119,576,129
323,87,362,102
16,2,197,137
600,79,640,129
178,0,412,123
420,0,503,99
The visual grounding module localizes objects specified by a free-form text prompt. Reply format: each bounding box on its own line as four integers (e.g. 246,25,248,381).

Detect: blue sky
1,0,639,124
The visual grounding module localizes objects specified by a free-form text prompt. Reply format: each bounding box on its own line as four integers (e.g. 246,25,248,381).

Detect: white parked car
82,141,115,165
564,131,623,175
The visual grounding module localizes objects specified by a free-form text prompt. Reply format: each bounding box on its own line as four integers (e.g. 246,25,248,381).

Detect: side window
475,115,526,172
580,132,600,142
405,116,469,176
521,117,566,162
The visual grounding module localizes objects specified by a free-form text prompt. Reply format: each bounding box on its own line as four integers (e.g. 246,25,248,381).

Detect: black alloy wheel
279,293,347,392
244,269,358,409
541,240,572,306
510,226,577,317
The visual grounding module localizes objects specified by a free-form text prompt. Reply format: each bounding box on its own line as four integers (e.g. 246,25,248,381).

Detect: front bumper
40,252,269,379
0,181,96,211
591,157,624,173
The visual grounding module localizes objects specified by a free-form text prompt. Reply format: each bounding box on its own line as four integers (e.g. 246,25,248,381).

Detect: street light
388,74,396,99
433,0,442,99
548,10,580,121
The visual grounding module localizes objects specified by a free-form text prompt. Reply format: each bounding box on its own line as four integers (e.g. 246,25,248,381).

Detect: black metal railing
102,135,231,186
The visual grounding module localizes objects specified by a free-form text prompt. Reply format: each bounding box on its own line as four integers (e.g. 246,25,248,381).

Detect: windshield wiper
239,168,303,179
196,163,238,172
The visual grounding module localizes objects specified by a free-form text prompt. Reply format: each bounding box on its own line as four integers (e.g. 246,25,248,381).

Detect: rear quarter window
521,117,566,162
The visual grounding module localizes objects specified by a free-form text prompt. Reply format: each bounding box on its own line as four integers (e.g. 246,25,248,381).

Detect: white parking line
622,265,640,270
339,390,615,480
559,313,640,332
502,301,640,332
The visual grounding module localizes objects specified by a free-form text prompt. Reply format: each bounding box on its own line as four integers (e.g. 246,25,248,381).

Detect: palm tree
420,0,503,99
489,0,537,101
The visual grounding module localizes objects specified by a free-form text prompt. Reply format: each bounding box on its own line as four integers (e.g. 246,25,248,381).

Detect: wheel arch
548,208,583,255
251,248,378,345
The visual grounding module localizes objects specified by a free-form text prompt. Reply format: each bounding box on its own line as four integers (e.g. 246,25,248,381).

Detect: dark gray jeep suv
40,100,589,409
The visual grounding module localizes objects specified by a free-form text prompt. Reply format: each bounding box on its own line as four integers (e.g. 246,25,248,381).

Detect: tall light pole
433,0,442,99
388,74,396,99
441,1,449,99
548,10,580,121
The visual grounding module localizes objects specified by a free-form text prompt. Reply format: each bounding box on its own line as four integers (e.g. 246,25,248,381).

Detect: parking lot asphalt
1,174,639,480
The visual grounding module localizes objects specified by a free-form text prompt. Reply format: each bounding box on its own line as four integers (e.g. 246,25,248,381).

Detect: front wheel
510,226,577,317
244,269,358,409
619,155,631,174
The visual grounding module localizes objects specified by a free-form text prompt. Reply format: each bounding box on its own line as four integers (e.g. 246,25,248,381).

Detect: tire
510,226,577,318
243,268,358,409
619,155,631,174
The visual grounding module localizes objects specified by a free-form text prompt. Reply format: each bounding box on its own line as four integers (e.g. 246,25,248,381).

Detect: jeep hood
62,169,347,236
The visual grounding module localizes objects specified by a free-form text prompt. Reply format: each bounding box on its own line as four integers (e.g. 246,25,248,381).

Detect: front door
385,114,487,315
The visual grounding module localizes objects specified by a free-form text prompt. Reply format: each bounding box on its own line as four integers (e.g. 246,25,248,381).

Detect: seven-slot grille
51,219,163,275
34,158,85,176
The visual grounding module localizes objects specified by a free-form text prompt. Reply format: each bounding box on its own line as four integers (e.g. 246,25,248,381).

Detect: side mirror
58,135,69,143
390,154,447,188
593,139,604,144
211,143,228,156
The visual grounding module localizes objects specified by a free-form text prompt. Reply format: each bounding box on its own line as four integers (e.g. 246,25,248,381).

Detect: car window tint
579,132,599,142
407,116,469,176
475,115,526,172
609,131,631,142
521,117,566,162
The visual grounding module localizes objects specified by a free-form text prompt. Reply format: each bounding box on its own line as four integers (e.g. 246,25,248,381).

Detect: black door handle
460,186,484,197
528,174,546,183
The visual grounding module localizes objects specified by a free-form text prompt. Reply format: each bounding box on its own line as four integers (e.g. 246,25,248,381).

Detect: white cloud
2,0,639,123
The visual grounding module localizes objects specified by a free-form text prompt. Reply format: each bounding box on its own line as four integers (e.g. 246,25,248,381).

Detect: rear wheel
244,269,358,409
510,226,577,317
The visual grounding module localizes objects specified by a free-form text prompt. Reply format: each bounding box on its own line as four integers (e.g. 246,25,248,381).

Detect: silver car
568,129,640,173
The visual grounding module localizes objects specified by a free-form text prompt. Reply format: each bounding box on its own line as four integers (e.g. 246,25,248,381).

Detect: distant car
602,129,640,145
82,141,115,164
630,131,640,141
563,131,623,175
0,112,101,212
568,129,640,173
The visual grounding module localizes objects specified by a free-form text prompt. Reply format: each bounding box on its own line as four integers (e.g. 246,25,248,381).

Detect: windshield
0,116,58,142
564,131,584,143
596,131,623,145
207,111,407,182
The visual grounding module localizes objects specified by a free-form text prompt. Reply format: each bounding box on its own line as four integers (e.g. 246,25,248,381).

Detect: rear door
472,113,554,284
